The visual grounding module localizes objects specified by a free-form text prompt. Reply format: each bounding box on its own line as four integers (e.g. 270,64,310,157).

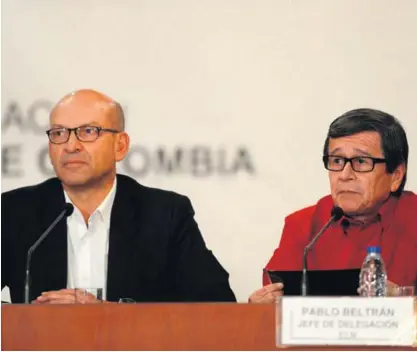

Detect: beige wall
2,0,417,302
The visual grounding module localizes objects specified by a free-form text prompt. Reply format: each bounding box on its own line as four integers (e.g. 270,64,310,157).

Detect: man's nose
338,161,356,180
64,131,83,152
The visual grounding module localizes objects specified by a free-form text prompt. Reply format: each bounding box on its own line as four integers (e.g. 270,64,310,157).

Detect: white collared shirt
64,179,117,300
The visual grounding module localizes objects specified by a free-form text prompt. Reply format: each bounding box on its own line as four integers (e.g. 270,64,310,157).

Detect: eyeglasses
323,155,386,173
46,126,120,144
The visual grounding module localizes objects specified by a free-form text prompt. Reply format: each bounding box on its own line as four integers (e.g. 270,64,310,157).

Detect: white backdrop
1,0,417,302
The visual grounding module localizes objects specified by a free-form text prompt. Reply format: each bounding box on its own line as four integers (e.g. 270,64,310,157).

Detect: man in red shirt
250,108,417,303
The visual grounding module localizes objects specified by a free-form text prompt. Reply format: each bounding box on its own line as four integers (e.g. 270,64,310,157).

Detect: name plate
279,297,416,346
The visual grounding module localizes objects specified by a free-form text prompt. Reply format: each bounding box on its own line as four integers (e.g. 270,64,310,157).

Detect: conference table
2,302,416,350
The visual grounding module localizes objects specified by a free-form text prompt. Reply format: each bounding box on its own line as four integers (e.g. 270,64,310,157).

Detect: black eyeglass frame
46,125,120,144
322,155,387,173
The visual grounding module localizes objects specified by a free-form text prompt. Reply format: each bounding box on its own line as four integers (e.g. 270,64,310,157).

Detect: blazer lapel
30,179,68,300
106,176,137,301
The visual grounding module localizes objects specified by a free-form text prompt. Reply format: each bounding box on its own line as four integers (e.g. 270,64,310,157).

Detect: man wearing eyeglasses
1,89,236,304
249,108,417,303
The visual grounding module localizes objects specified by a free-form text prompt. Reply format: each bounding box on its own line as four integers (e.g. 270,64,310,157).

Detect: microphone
24,203,74,304
301,206,344,296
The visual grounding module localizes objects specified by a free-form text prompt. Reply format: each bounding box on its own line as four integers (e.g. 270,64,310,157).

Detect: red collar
338,196,398,232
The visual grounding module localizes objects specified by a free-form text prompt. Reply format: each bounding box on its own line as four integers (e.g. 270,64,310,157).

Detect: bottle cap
367,246,381,254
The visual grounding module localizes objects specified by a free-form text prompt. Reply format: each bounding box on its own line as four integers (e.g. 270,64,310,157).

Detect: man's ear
115,132,130,162
390,163,406,193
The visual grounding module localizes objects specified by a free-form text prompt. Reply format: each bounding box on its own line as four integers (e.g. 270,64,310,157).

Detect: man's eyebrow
329,147,342,154
353,148,373,157
49,122,102,129
329,147,373,157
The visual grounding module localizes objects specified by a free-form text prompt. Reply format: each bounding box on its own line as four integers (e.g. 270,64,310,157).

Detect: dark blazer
1,174,236,303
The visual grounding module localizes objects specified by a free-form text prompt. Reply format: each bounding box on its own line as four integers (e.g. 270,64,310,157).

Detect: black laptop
265,268,361,296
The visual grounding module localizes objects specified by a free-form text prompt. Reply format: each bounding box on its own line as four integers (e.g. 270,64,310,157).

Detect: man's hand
32,289,102,304
248,283,284,304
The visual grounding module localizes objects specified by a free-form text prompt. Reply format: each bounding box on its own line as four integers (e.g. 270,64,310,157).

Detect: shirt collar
338,195,398,231
63,178,117,223
378,195,398,232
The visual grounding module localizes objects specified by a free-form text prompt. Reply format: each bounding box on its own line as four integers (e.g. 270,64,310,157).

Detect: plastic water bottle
358,246,387,297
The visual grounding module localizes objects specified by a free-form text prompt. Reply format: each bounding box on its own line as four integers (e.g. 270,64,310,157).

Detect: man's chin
334,200,362,216
58,176,92,188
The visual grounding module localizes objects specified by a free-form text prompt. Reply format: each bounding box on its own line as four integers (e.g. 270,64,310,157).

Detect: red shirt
264,191,417,287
